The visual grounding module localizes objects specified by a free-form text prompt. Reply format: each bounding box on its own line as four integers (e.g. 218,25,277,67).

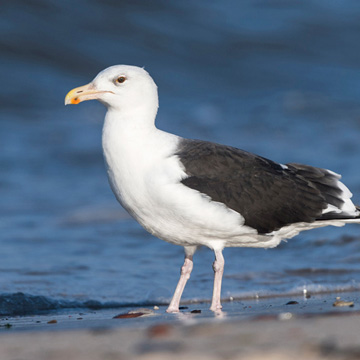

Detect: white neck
107,108,155,134
100,105,180,219
101,110,157,175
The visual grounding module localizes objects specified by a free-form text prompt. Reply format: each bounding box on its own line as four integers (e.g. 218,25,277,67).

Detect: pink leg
210,249,225,312
166,246,197,313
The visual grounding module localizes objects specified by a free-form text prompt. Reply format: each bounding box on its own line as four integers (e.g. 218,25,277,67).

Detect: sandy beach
1,292,359,360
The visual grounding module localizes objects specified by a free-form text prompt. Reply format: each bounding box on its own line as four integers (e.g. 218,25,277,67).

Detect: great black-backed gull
65,65,360,313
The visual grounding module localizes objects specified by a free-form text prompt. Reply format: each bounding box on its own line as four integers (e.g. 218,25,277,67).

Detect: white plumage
65,65,360,312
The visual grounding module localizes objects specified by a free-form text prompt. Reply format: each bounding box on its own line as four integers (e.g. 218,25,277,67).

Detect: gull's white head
65,65,158,116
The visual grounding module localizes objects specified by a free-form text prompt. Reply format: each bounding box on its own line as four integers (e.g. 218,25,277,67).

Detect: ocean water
1,0,360,317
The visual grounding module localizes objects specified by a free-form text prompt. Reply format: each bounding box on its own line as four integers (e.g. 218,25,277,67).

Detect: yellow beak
65,83,113,105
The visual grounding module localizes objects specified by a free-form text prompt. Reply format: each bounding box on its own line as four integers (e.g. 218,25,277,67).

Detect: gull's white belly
105,151,254,248
102,126,261,250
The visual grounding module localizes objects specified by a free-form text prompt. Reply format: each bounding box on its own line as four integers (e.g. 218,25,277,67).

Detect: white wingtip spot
322,204,342,214
323,170,358,216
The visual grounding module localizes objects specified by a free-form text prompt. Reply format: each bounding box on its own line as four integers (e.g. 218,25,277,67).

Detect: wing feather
177,140,350,234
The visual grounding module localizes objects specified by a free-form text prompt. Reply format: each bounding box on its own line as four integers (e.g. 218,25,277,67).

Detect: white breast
101,112,259,250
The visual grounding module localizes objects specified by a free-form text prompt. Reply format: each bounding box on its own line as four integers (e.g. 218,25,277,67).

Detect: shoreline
1,291,359,332
2,284,360,319
1,291,359,359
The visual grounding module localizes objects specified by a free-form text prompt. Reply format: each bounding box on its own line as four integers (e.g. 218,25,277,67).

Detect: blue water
1,0,360,316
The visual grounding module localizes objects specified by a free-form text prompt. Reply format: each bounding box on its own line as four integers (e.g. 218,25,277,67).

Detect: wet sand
1,292,359,359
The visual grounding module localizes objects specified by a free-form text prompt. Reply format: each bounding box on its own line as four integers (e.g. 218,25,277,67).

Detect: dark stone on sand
113,312,145,319
286,301,299,305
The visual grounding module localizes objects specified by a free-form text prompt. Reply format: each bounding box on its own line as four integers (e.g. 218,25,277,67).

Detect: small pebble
190,309,201,314
286,301,299,305
153,305,159,310
113,308,155,319
113,312,144,319
333,299,354,307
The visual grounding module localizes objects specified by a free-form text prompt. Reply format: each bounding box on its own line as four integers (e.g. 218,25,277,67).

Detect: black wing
176,139,347,234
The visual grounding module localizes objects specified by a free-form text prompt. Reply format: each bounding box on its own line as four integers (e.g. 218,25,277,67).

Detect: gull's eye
116,76,126,84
